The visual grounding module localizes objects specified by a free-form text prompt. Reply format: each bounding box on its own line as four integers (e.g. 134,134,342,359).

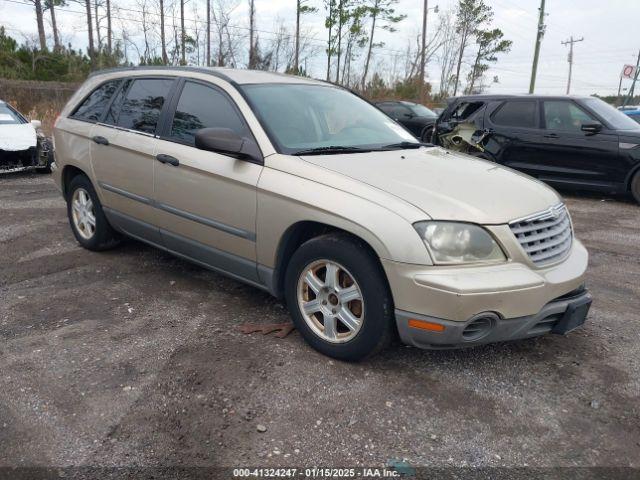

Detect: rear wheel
284,233,394,361
631,170,640,205
67,175,121,251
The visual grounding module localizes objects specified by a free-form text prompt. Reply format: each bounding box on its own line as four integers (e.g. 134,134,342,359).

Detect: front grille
509,203,573,266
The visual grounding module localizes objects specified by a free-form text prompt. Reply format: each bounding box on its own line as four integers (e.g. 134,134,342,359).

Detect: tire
36,154,53,174
420,125,434,143
631,170,640,205
66,174,121,251
284,233,395,361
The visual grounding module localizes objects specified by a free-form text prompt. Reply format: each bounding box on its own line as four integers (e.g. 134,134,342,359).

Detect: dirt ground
0,173,639,477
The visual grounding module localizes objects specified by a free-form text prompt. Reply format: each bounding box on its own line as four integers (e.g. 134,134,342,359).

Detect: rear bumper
396,287,592,349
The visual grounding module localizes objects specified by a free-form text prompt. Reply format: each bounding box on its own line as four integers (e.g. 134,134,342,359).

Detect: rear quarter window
71,80,121,122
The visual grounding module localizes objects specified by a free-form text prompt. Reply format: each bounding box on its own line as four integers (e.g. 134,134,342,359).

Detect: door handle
92,135,109,145
156,153,180,167
544,133,559,139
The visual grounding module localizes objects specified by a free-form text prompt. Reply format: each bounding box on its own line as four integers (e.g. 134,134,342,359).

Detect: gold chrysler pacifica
52,67,592,360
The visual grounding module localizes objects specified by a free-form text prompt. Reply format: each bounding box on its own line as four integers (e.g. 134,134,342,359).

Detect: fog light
462,313,498,341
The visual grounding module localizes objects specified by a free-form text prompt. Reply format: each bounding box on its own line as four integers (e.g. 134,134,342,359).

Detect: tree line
4,0,512,100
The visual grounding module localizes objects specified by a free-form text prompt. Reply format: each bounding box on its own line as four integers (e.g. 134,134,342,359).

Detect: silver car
51,67,591,360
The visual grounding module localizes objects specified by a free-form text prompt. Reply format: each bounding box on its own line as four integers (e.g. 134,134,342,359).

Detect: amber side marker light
408,319,445,332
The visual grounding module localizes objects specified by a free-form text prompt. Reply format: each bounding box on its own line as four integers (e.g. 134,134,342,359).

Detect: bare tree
30,0,47,50
452,0,492,95
158,0,168,63
294,0,316,73
211,0,239,67
44,0,63,50
84,0,96,64
361,0,405,90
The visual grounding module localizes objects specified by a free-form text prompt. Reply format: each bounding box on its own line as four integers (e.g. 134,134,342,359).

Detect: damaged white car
0,100,52,173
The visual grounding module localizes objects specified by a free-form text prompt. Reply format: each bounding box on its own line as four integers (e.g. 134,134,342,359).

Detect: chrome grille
510,204,572,266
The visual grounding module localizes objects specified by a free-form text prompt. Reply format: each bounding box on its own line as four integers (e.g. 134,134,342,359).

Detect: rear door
153,79,263,282
536,99,621,187
91,77,176,242
484,99,543,174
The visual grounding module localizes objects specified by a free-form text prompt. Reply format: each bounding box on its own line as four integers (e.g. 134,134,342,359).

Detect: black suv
376,100,438,141
431,95,640,204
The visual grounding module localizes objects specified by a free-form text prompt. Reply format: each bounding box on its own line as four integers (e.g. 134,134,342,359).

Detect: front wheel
421,125,434,143
631,170,640,205
284,233,395,361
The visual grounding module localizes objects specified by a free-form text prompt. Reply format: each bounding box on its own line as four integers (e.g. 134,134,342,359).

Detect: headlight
414,221,506,264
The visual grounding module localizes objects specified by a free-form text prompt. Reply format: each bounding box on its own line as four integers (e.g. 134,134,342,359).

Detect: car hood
0,124,37,151
300,147,561,224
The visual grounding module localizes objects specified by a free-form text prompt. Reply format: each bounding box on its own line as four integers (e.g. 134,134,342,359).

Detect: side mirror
195,127,261,162
581,122,602,135
31,119,42,130
404,112,416,119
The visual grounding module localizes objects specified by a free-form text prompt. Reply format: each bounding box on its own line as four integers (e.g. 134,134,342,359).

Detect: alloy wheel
296,259,364,343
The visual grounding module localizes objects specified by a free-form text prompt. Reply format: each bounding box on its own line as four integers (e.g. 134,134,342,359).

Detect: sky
1,0,638,96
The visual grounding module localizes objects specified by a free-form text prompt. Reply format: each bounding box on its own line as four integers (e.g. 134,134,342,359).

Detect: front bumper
383,239,590,349
396,287,591,349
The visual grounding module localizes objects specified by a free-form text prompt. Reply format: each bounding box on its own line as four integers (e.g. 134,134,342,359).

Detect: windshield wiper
293,145,372,155
378,141,427,150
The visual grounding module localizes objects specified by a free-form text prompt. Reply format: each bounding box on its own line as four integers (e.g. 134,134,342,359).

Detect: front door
91,77,176,241
153,79,263,283
535,100,620,188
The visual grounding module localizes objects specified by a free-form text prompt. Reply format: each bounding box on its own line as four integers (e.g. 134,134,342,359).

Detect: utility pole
561,36,583,94
529,0,545,94
180,0,186,65
418,3,437,103
418,0,429,104
623,49,640,107
206,0,211,66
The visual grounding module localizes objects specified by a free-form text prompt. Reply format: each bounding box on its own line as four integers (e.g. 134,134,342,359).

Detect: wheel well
626,164,640,191
61,165,88,199
271,221,381,299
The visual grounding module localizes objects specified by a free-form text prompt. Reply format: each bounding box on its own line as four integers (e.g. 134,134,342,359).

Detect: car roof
88,66,327,86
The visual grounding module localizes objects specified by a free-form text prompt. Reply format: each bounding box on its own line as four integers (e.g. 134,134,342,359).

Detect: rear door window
115,78,174,134
491,101,538,128
71,80,121,122
168,81,249,145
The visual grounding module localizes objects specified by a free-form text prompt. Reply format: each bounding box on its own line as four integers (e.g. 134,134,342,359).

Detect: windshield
407,103,437,118
0,103,24,125
583,97,640,130
242,84,419,154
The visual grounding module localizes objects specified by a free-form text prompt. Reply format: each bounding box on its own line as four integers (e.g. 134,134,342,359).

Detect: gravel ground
0,173,639,477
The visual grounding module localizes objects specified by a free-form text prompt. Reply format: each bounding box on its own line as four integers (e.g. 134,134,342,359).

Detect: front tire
284,233,394,361
67,175,121,251
631,170,640,205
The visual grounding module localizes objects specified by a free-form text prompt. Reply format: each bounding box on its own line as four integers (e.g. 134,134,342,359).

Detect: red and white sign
621,64,637,79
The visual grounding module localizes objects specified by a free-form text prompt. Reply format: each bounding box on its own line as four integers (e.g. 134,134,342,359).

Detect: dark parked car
375,100,438,141
431,94,640,204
